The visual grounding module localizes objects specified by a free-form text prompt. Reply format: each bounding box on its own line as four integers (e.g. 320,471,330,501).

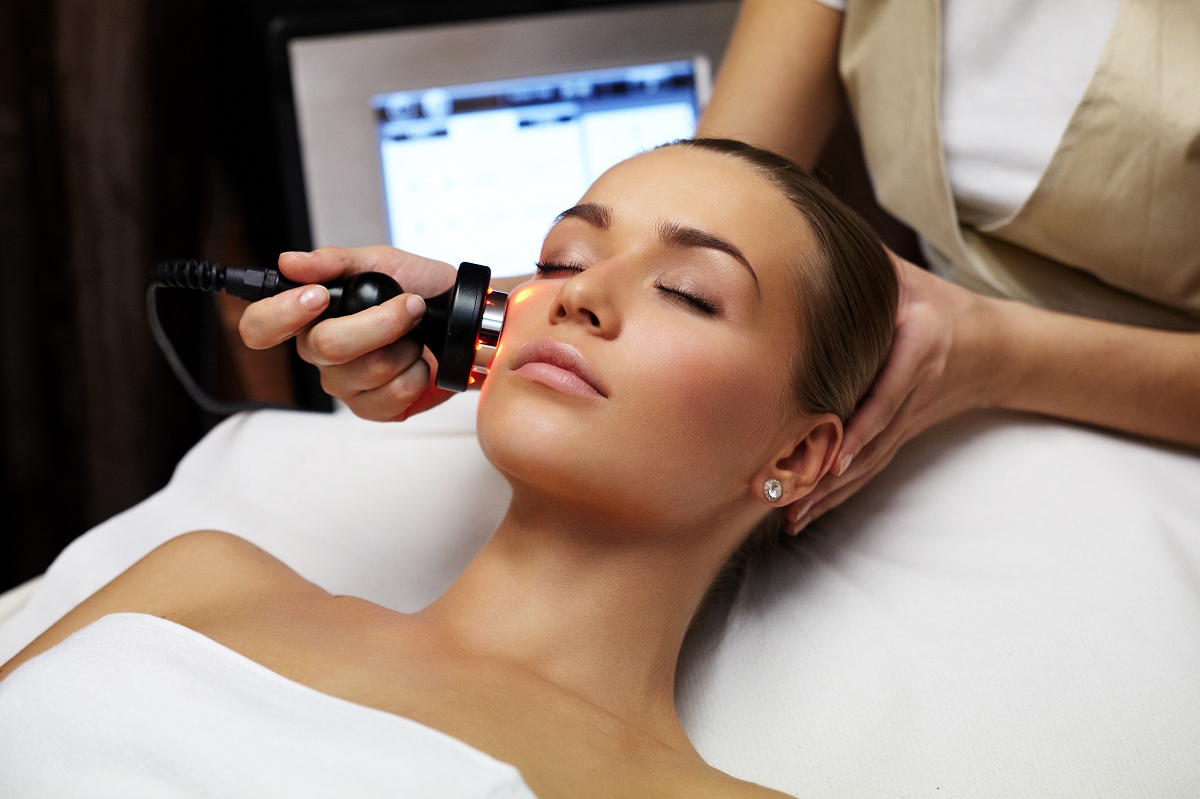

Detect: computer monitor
271,2,738,276
370,59,706,276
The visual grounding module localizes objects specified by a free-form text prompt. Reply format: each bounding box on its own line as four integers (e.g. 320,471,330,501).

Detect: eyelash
534,260,586,276
534,260,720,316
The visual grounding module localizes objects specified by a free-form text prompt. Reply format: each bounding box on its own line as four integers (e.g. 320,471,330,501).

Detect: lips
509,338,608,398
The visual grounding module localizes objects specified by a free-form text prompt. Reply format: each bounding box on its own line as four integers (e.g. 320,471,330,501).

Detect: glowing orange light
468,375,477,385
475,341,482,350
511,287,536,304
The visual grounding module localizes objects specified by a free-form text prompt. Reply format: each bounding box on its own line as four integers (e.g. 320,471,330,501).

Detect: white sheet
2,395,1198,797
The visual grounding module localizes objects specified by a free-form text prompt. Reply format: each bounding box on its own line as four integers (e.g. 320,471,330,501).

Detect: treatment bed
2,396,1198,797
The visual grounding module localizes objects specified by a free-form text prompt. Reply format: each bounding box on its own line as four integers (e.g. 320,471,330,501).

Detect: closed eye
535,260,586,277
537,260,720,316
655,281,719,316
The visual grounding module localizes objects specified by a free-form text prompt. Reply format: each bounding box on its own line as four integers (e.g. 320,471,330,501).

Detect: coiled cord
149,259,226,292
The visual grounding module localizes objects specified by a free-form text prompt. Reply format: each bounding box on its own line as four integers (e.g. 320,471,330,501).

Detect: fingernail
299,285,328,311
836,452,854,476
283,250,313,259
795,500,813,520
405,294,425,319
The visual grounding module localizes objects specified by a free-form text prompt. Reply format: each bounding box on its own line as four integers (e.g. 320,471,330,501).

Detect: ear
754,414,842,506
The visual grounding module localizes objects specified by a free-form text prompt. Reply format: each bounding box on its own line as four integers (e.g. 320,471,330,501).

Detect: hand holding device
239,248,457,419
149,248,508,416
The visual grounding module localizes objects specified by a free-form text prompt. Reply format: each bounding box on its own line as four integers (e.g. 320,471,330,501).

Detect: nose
549,264,621,338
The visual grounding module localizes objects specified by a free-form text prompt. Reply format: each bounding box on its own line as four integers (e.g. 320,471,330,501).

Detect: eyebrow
555,202,612,229
554,202,760,291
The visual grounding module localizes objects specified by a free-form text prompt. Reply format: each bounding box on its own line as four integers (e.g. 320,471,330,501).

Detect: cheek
621,324,784,485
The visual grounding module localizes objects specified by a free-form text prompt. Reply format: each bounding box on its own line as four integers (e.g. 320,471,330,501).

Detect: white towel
0,613,537,799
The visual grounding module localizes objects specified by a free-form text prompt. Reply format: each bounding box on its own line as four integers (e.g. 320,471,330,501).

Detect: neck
414,492,737,753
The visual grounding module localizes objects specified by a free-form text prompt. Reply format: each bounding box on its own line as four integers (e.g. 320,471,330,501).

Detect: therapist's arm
992,300,1200,447
791,261,1200,531
697,0,845,169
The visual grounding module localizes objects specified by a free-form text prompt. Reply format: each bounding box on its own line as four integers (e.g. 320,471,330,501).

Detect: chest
181,603,698,799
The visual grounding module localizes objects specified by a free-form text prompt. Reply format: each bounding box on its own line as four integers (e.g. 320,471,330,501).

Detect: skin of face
476,146,836,541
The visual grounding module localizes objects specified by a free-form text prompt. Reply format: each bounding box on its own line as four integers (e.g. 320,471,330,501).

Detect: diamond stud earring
763,478,783,503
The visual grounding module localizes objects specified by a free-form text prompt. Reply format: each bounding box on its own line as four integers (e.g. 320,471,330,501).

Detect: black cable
147,258,408,415
149,258,303,301
146,281,294,417
148,258,502,411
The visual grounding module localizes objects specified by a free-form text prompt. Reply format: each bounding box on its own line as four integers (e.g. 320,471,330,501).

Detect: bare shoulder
0,531,322,681
728,779,796,798
690,768,796,799
639,750,796,799
85,530,322,619
134,530,321,605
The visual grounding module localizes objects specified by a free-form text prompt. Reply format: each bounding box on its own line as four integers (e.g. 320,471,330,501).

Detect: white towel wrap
0,612,538,799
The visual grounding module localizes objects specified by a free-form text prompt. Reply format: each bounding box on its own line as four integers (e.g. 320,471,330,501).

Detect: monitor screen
370,59,705,277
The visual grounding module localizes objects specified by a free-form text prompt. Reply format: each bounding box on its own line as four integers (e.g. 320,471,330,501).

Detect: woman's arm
697,0,845,169
791,260,1200,530
993,297,1200,446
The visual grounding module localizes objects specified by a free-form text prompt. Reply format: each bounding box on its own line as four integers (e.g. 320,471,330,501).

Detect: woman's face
477,146,816,532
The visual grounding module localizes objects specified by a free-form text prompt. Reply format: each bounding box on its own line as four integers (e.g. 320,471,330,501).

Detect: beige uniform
839,0,1200,330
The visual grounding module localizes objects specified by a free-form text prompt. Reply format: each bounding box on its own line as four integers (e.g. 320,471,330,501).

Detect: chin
478,382,595,496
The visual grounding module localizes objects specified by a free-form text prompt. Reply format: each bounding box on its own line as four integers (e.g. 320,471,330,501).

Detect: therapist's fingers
240,247,423,351
836,366,912,476
788,411,913,534
392,357,456,421
297,294,425,367
835,296,937,476
275,249,346,284
315,336,425,396
278,245,410,282
341,355,433,422
239,284,330,350
282,246,458,298
791,469,876,533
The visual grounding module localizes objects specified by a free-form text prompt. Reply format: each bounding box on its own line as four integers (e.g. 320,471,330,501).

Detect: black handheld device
147,260,508,413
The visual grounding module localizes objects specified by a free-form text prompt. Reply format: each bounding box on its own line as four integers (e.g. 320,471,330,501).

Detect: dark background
0,0,915,595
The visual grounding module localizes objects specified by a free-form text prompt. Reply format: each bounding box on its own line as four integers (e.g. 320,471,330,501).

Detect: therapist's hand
788,256,1003,533
239,246,458,421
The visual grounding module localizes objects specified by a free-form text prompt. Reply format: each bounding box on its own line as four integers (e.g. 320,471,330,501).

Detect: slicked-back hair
660,139,899,636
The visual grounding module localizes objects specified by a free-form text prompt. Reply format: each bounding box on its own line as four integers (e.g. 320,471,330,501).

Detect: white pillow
2,397,1198,796
680,412,1200,796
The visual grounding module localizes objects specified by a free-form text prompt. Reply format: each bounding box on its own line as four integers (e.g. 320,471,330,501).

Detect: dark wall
1,0,209,594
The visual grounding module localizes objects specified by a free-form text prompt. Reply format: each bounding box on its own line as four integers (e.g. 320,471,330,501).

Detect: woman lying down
0,139,896,798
